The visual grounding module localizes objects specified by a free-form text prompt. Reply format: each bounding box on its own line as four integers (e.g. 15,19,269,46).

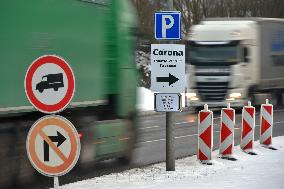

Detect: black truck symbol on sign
36,73,64,93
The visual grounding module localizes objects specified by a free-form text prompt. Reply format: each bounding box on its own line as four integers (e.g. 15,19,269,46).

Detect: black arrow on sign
43,131,66,162
156,73,179,86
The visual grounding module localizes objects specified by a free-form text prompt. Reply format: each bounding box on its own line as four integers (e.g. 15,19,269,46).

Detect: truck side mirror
242,47,249,63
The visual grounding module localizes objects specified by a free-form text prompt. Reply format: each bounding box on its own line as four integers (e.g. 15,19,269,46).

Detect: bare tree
131,0,284,88
133,0,284,37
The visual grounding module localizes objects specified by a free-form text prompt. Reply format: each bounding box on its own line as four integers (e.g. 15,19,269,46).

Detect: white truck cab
186,18,284,109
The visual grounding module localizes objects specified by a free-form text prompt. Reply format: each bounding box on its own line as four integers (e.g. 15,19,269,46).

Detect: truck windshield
186,41,240,65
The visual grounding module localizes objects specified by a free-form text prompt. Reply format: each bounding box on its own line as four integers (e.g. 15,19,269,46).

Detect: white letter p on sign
162,15,174,38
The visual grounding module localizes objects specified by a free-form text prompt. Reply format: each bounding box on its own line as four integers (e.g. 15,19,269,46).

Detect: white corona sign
151,44,185,93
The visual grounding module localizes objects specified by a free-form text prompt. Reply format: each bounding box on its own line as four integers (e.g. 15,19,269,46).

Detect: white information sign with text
154,93,181,112
151,44,185,93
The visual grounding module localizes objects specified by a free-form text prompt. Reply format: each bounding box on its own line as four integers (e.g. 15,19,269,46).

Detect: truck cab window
242,46,250,63
186,41,240,66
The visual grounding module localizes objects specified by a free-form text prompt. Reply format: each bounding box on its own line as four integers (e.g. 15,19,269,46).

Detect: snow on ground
61,136,284,189
137,87,187,111
137,87,154,111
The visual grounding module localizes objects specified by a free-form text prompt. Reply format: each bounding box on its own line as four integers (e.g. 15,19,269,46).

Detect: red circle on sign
25,55,75,114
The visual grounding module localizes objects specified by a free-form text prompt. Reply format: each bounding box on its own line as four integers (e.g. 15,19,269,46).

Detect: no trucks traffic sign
24,55,75,114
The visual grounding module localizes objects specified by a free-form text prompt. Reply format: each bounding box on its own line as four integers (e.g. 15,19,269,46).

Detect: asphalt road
134,107,284,166
4,107,284,189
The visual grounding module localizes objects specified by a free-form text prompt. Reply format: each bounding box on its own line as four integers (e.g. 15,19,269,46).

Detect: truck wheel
270,93,278,106
276,91,283,105
248,88,259,108
117,155,132,165
54,88,58,91
38,89,44,93
117,111,137,165
194,107,203,112
77,116,96,168
117,130,134,165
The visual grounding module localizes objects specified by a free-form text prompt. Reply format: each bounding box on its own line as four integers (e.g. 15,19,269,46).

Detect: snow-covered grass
137,87,155,111
61,136,284,189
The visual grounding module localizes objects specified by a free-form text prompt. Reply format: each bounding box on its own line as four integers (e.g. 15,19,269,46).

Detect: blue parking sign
155,11,181,40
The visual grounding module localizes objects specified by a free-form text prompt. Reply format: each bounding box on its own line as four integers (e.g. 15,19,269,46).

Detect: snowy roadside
61,136,284,189
137,87,154,111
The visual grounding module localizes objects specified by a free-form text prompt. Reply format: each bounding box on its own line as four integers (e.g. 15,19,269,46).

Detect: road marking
274,109,284,112
255,120,284,127
140,131,220,144
140,109,284,131
139,125,160,130
139,120,284,144
175,115,226,125
175,133,197,138
275,120,284,124
140,138,166,143
142,120,284,131
175,109,284,126
176,121,190,125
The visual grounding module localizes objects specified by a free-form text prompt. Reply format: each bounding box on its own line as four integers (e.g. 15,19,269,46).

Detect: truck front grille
194,66,231,102
196,82,229,101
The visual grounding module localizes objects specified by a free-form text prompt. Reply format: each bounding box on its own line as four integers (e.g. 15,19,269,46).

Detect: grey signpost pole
166,0,175,171
54,176,59,189
185,87,188,107
166,111,175,171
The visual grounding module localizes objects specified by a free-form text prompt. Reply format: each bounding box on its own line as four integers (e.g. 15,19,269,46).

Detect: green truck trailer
0,0,138,187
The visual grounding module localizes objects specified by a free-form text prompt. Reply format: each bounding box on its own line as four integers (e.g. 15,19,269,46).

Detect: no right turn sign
26,115,80,177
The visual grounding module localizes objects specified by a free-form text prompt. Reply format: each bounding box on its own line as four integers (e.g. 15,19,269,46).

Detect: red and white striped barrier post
260,99,276,150
241,101,257,155
198,104,213,165
219,103,236,160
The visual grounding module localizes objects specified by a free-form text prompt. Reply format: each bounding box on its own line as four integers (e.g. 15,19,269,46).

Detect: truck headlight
187,93,199,101
187,93,196,98
190,97,199,101
229,93,242,98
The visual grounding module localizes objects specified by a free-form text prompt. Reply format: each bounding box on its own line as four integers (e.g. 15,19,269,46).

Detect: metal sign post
166,110,175,171
152,0,183,171
151,42,184,171
166,0,175,172
54,176,59,189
